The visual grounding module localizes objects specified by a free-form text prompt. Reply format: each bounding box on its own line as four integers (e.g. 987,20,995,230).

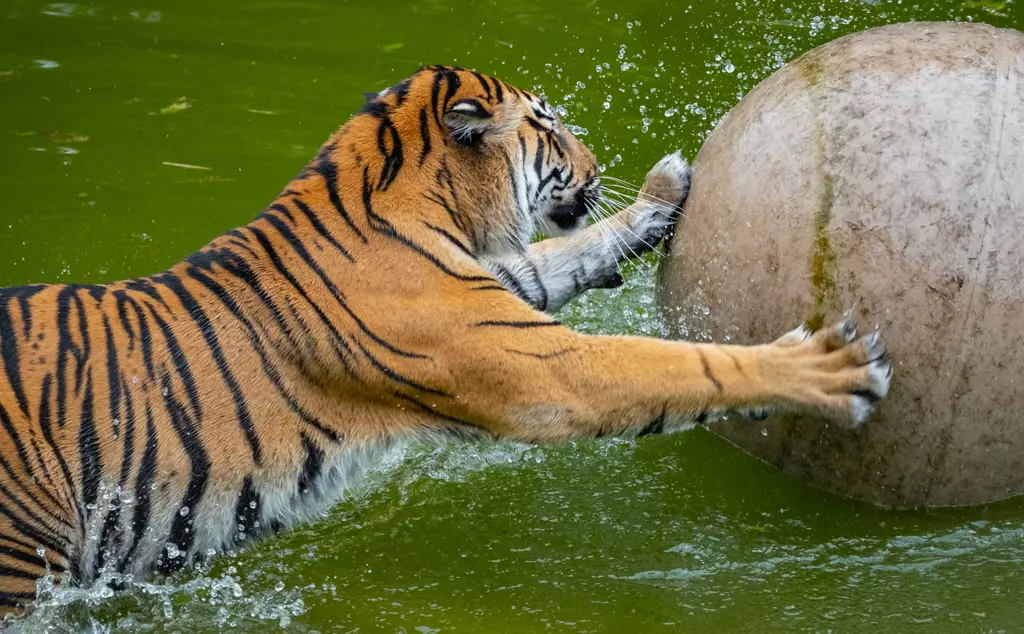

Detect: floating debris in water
130,10,162,22
162,161,212,171
157,97,193,115
40,131,89,143
34,60,60,69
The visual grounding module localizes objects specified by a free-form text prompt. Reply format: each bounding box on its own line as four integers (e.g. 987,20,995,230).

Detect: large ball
658,21,1024,508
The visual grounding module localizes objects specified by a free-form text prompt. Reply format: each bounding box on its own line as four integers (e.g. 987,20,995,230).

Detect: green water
2,0,1024,631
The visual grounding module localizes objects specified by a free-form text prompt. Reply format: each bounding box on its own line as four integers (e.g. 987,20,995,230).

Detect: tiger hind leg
0,519,66,615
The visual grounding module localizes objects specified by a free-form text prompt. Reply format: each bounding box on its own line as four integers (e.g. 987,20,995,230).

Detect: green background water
2,0,1024,631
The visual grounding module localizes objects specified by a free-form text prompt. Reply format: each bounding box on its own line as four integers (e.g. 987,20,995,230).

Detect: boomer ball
659,22,1024,508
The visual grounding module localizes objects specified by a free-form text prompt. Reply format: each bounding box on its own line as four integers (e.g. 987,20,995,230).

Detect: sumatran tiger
0,65,891,615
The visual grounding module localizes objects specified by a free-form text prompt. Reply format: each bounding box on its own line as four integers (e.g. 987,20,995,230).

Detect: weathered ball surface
659,21,1024,508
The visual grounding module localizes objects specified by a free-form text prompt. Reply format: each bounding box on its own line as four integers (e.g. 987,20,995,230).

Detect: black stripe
262,203,295,224
0,405,69,528
418,107,432,166
100,378,137,575
26,434,56,491
115,292,154,379
246,223,366,372
0,494,67,561
124,279,170,311
490,76,504,102
469,284,509,293
311,150,367,242
95,506,119,576
0,563,42,582
353,339,450,398
637,410,667,437
475,320,561,329
361,168,492,283
521,259,548,311
524,117,547,133
0,403,36,493
502,154,528,244
118,404,157,573
185,266,343,444
533,133,545,181
289,198,355,262
470,70,492,101
118,377,137,488
430,69,445,128
504,348,574,360
487,263,531,305
114,291,137,352
78,371,101,519
0,450,69,537
37,374,82,531
376,116,404,191
0,534,42,556
102,316,122,439
1,285,45,339
0,296,30,418
186,248,304,356
393,392,488,435
424,223,475,259
257,215,428,361
156,373,210,575
146,306,202,424
55,286,84,429
698,349,724,393
152,273,262,466
297,434,324,495
1,541,63,573
0,592,37,608
438,156,469,235
234,476,260,542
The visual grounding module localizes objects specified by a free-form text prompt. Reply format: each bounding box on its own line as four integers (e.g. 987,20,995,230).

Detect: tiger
0,65,891,615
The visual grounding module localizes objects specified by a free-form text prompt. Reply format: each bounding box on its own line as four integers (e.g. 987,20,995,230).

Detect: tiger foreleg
483,152,691,313
427,306,890,443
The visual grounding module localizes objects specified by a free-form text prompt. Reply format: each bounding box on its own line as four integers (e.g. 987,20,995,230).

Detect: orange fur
0,66,889,616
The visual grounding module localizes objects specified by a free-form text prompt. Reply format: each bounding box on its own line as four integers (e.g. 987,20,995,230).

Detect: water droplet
179,505,189,517
275,581,285,592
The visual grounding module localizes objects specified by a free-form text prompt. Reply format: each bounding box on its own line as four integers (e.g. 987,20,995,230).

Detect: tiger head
357,66,601,255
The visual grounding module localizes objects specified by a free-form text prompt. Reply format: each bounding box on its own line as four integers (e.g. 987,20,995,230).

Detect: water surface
1,0,1023,631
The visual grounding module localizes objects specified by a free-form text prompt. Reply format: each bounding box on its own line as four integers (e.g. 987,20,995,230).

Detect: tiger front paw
630,151,691,246
757,311,891,429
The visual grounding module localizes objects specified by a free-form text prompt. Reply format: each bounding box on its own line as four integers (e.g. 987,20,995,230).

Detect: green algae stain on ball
659,21,1024,508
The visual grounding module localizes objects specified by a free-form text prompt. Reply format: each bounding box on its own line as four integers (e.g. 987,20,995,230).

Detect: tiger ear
363,92,379,103
443,99,494,146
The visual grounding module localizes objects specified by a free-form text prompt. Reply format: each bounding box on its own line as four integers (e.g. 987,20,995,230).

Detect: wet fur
0,66,890,615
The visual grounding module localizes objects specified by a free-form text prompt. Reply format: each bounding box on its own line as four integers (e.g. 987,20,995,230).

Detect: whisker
598,187,681,221
593,202,659,273
599,184,685,212
588,202,638,276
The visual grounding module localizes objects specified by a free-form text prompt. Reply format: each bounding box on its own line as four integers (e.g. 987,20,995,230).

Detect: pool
1,0,1022,631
